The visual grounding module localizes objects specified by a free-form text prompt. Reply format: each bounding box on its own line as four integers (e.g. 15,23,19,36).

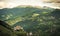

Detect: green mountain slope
0,6,54,25
0,6,60,36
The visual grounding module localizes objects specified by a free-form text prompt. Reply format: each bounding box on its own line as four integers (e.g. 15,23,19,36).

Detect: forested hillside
0,6,60,36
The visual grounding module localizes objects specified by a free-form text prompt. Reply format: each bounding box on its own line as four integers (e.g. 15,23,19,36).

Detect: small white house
14,26,23,31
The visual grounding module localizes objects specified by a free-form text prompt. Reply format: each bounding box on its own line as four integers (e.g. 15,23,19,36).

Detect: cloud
43,0,60,3
0,0,8,2
42,0,60,9
0,2,6,8
0,0,5,1
0,0,60,9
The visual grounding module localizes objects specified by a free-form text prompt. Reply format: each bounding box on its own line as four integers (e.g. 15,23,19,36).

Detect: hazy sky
0,0,60,9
